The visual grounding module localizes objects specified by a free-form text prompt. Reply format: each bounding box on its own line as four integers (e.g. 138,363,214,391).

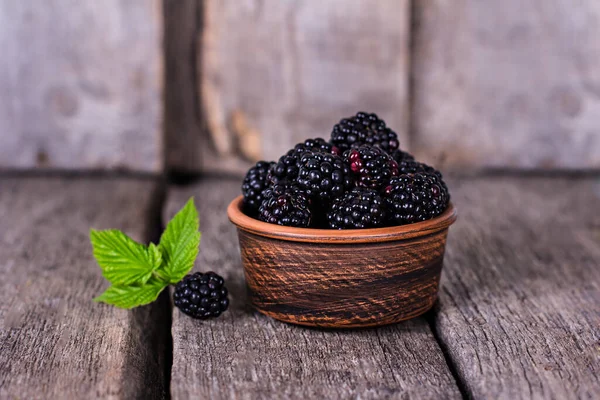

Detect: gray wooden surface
196,0,410,174
0,1,163,172
164,180,461,399
1,174,598,398
412,0,600,169
436,176,600,399
166,176,600,399
0,177,169,399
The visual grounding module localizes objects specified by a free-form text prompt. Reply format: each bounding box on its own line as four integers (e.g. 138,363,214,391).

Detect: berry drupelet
345,145,399,191
267,138,338,185
330,112,400,152
297,151,352,202
173,272,230,319
241,160,275,216
384,172,450,225
327,187,387,229
258,182,312,227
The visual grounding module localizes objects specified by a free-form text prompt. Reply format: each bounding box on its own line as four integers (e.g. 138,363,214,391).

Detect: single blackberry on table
297,151,352,202
327,188,387,229
259,182,312,227
242,160,275,215
384,172,450,225
267,138,338,185
330,112,400,152
173,272,230,319
345,145,399,191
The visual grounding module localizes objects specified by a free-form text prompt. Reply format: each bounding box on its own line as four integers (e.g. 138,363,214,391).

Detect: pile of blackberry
240,112,450,229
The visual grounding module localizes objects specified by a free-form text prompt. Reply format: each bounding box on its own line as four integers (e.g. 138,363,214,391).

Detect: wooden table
1,174,598,399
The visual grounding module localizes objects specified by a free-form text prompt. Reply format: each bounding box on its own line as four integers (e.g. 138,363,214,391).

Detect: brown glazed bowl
228,196,457,328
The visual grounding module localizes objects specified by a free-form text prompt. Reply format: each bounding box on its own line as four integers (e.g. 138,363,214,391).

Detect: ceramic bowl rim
227,195,457,244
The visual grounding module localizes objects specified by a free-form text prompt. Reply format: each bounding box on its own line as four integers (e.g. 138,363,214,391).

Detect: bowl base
250,293,439,329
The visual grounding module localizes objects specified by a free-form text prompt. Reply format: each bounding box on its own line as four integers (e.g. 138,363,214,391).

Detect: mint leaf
94,278,168,309
90,229,162,286
158,198,201,283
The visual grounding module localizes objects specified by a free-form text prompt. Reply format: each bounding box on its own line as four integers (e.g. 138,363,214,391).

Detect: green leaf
158,198,201,283
94,278,168,309
147,242,162,272
90,229,162,286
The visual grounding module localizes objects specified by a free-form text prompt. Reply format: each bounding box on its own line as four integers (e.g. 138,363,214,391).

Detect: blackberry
390,149,415,164
267,138,338,185
301,137,340,155
396,159,443,179
242,160,275,215
345,145,399,191
258,182,312,227
266,150,301,186
297,151,352,202
327,188,387,229
330,112,399,152
173,272,230,319
384,172,450,225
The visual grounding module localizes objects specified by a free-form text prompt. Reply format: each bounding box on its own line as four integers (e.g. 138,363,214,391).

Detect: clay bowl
227,195,457,328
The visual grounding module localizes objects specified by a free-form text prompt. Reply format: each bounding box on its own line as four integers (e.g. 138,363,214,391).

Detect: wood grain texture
0,1,163,172
0,177,169,399
166,179,461,399
164,0,203,173
412,0,600,169
228,196,457,328
199,0,410,173
437,176,600,398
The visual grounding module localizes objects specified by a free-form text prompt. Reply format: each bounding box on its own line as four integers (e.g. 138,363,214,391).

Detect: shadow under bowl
227,196,457,328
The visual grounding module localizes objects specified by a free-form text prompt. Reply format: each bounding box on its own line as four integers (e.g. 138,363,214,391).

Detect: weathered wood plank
436,176,600,398
0,177,168,398
166,179,461,399
412,0,600,169
198,0,411,173
164,0,203,174
0,1,163,172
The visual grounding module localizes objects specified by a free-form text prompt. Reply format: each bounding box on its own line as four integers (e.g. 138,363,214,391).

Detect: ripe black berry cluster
259,182,312,227
345,146,398,191
174,272,229,319
328,188,386,229
331,112,399,153
297,151,352,201
240,112,451,229
242,161,274,216
266,138,340,186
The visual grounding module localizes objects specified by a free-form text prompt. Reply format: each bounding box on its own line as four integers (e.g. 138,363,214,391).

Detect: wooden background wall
0,0,163,172
1,0,599,173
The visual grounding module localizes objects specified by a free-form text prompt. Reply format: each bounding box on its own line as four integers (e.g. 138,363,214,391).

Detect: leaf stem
152,270,171,284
